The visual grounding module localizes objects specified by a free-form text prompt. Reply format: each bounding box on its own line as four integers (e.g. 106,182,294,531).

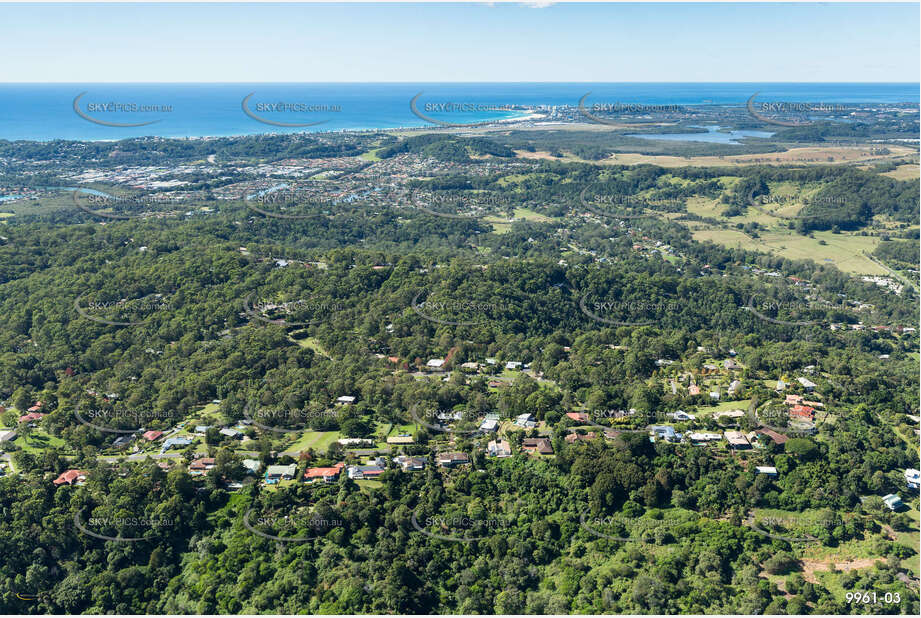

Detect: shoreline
2,109,552,144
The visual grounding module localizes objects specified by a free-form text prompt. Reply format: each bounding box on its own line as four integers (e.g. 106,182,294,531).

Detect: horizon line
2,81,919,85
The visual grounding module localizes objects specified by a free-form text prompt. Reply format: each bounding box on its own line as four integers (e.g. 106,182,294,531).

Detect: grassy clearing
881,163,920,180
13,431,69,453
513,207,556,222
290,336,330,358
285,430,340,454
697,398,753,415
594,145,916,168
389,423,416,436
691,227,887,275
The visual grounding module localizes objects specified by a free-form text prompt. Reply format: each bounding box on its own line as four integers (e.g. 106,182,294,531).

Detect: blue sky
1,2,918,82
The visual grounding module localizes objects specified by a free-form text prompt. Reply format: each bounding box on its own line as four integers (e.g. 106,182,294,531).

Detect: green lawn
13,431,68,454
290,336,330,358
512,207,556,222
697,398,753,415
359,148,382,161
285,430,340,454
692,227,887,276
389,423,416,436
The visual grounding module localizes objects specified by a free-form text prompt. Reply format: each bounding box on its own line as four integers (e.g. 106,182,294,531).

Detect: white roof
687,432,722,441
755,466,778,474
426,359,445,367
337,395,356,403
797,377,817,387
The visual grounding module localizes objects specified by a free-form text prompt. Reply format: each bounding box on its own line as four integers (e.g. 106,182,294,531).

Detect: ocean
0,83,917,142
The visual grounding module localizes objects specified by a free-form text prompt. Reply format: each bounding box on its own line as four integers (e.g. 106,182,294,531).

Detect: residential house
755,466,778,476
337,438,375,447
882,494,905,511
785,394,804,406
688,385,701,396
395,455,425,471
487,438,512,457
142,430,164,441
425,359,446,370
797,377,817,392
789,405,816,421
505,361,523,370
18,412,44,424
728,380,742,396
53,469,87,486
724,431,751,450
522,438,554,455
670,410,695,421
189,457,216,475
565,432,597,444
905,469,920,491
242,459,261,476
686,431,722,444
565,412,590,423
336,395,356,405
303,462,344,483
437,452,470,467
479,418,499,432
193,425,211,434
650,425,679,443
755,427,789,445
266,463,298,484
0,429,17,443
386,435,414,445
219,427,242,439
776,380,787,391
709,391,720,401
715,409,746,421
460,362,479,372
160,436,192,453
514,413,536,428
724,359,741,371
348,465,385,480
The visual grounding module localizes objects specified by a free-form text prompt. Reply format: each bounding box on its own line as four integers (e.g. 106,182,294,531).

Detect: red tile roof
790,405,815,419
53,469,87,486
304,465,342,479
142,430,163,441
190,457,215,469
